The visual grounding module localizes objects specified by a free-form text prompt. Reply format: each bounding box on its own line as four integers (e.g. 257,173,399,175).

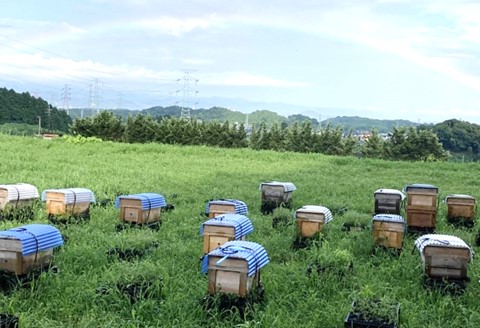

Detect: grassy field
0,134,479,328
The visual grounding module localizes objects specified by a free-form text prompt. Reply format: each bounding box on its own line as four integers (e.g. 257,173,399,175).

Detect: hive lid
205,199,248,215
0,224,63,256
200,214,254,239
259,181,296,192
374,188,405,200
115,193,167,210
372,214,405,223
296,205,333,223
403,184,438,192
0,183,39,201
42,188,96,204
202,240,269,277
444,194,476,202
414,234,473,260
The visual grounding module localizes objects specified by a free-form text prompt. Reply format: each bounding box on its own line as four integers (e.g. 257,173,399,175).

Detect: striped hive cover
200,214,254,239
415,234,473,260
444,194,475,202
296,205,333,223
115,193,167,210
41,188,96,204
0,183,39,201
205,199,248,215
372,214,405,224
0,224,63,256
202,240,269,277
374,188,405,200
259,181,297,192
403,183,438,193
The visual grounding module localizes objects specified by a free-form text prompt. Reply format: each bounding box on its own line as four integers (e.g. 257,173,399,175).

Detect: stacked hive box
42,188,95,218
259,181,296,214
115,193,166,224
0,224,63,275
0,183,39,219
372,214,405,250
295,205,333,238
200,214,254,254
205,199,248,218
374,188,405,215
415,234,472,280
202,240,269,297
445,194,476,225
404,184,438,231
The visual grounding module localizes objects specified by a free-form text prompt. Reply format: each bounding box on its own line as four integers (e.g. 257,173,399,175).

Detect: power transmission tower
89,78,100,115
61,84,71,115
177,69,199,120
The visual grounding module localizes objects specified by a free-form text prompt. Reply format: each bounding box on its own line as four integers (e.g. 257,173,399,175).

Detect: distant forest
1,87,480,161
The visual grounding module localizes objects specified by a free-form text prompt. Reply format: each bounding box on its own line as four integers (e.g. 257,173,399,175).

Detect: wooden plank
0,249,53,275
0,238,22,252
295,211,325,221
407,192,437,207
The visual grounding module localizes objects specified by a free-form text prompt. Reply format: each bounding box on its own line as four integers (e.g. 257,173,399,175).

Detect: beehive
404,184,438,229
0,183,39,211
415,234,472,280
202,240,269,297
374,188,405,215
295,205,333,237
259,181,296,214
205,199,248,218
0,224,63,275
445,194,476,221
200,214,254,254
115,193,166,224
372,214,405,250
42,188,95,216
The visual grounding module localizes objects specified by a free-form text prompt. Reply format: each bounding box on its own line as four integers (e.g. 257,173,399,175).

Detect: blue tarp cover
200,214,254,239
202,240,269,277
0,224,63,256
115,193,167,210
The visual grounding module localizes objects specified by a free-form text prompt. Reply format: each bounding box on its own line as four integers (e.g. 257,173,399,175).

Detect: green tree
361,129,384,158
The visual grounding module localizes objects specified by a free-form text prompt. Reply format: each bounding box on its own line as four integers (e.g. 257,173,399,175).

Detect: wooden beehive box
445,195,476,220
372,214,405,250
374,189,404,215
260,181,296,214
208,203,236,218
416,234,472,280
0,224,63,275
45,191,90,216
405,184,438,212
203,241,269,297
201,214,253,254
119,198,161,224
295,205,333,238
406,210,437,229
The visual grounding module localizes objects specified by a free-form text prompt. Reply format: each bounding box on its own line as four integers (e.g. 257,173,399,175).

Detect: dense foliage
0,134,479,327
70,113,449,162
0,87,71,132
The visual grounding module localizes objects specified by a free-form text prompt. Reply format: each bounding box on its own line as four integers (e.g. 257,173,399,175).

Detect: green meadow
0,134,479,328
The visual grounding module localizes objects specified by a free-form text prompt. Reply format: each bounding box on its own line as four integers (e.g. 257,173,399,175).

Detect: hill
322,116,420,133
0,87,71,133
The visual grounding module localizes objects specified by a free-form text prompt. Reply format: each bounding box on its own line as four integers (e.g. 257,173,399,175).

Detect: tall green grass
0,134,479,327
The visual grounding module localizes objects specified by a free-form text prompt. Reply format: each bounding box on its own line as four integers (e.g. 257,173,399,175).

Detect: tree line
71,111,448,161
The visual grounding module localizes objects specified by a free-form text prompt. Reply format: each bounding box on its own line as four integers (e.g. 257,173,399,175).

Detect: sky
1,0,480,124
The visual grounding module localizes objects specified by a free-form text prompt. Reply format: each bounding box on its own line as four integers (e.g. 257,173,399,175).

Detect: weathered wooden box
295,205,333,238
116,193,166,224
42,188,95,216
372,214,405,249
0,183,39,212
445,194,476,221
415,234,472,280
0,224,63,275
200,214,253,254
202,241,269,297
374,189,404,215
206,199,248,219
260,181,296,214
404,184,438,229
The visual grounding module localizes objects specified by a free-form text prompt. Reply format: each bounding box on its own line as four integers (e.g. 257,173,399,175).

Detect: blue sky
1,0,480,124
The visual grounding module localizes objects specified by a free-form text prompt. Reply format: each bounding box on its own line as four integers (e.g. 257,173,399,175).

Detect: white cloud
183,58,214,65
205,72,309,87
134,15,220,36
